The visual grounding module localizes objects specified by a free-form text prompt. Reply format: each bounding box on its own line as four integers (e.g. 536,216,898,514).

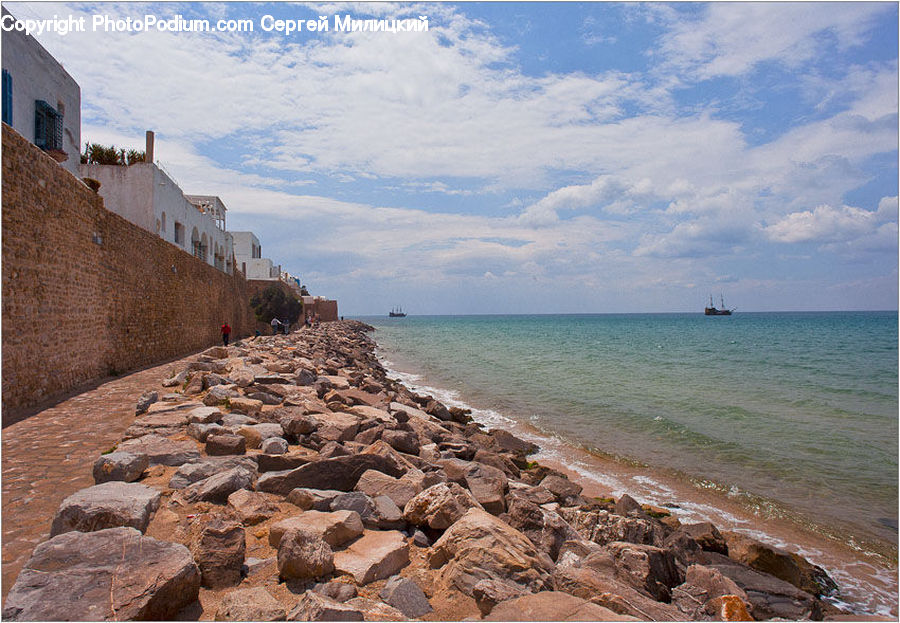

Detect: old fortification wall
2,125,256,422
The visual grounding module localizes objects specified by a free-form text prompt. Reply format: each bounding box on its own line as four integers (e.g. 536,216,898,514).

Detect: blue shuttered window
34,99,63,152
1,70,12,126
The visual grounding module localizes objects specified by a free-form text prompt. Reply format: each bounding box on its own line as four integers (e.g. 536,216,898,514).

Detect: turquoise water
361,312,898,558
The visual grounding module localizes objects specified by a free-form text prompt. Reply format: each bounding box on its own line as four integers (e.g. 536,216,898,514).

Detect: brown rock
277,528,335,580
428,507,553,596
206,433,246,455
190,517,245,588
472,579,529,616
215,587,285,621
483,591,638,621
269,510,364,548
606,541,683,602
227,489,281,525
50,481,161,537
2,527,199,621
355,469,423,510
229,396,264,415
256,454,404,495
403,482,483,530
681,522,728,555
333,530,410,585
287,592,364,621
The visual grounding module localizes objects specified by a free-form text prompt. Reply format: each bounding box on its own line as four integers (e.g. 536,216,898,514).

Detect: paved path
1,354,197,602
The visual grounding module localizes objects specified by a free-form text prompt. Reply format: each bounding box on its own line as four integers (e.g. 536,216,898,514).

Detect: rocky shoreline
2,321,857,621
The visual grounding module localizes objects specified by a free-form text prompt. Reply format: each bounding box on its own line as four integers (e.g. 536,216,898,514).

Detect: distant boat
705,294,734,316
389,306,407,318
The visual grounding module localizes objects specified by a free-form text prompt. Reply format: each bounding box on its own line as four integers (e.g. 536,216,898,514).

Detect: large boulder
286,592,364,621
214,587,285,621
269,510,364,548
722,531,838,597
559,507,666,547
227,489,281,525
671,564,751,620
503,497,583,561
355,469,423,509
605,541,683,602
379,576,432,618
428,507,554,596
2,527,199,621
181,466,255,504
681,522,728,555
168,456,257,489
256,454,404,495
50,481,161,537
92,452,149,484
403,482,483,530
117,434,201,466
483,591,637,621
333,530,410,585
277,528,335,580
190,517,245,588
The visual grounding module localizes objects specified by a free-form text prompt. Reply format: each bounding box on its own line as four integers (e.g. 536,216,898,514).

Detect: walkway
1,353,198,602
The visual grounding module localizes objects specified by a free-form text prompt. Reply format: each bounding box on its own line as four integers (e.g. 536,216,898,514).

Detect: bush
251,285,302,325
81,142,146,166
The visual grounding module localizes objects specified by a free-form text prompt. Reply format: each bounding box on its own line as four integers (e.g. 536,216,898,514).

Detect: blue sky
9,1,898,314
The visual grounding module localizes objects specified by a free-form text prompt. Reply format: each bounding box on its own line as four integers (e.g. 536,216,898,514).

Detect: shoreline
376,343,899,617
3,320,894,621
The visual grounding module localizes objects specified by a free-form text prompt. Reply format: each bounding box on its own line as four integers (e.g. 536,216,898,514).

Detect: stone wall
2,125,256,422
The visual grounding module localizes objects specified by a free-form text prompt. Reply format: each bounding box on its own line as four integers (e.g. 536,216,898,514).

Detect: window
34,100,63,152
174,222,185,245
160,212,166,233
2,70,11,126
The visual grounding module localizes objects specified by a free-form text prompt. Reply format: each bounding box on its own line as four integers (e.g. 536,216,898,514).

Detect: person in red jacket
221,322,231,347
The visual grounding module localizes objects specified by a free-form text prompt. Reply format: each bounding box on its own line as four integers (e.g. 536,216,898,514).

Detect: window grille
34,100,63,152
2,70,12,126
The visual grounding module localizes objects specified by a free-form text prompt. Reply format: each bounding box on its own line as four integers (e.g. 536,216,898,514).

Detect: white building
1,8,81,176
231,231,281,280
81,134,233,273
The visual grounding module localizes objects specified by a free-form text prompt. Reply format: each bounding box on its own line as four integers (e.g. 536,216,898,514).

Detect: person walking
270,317,281,335
221,322,231,347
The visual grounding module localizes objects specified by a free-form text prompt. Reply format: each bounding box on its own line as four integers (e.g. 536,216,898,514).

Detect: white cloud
765,198,898,244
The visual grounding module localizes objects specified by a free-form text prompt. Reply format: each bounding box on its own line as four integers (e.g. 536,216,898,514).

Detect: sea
358,311,898,615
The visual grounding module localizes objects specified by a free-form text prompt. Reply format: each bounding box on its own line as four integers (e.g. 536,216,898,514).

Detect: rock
490,429,539,456
379,575,433,618
466,475,507,515
204,385,240,406
425,399,452,421
707,595,754,621
428,507,553,596
237,423,285,449
182,466,254,504
118,434,201,466
606,541,683,602
288,488,346,511
681,522,728,555
552,562,684,621
184,373,205,395
277,528,335,580
279,411,319,436
412,529,430,547
162,370,189,387
403,482,483,530
355,469,423,509
257,454,404,495
2,527,199,621
706,552,824,620
227,489,281,525
92,451,149,483
381,429,420,455
221,413,257,427
257,450,317,473
722,531,838,596
540,474,583,505
472,578,530,616
229,396,264,415
190,516,245,588
615,494,644,516
559,507,666,547
333,529,410,585
135,390,159,415
343,598,406,622
168,456,257,489
313,581,358,602
671,564,751,619
206,433,247,455
287,592,364,621
187,406,222,424
269,510,364,548
247,390,284,405
50,481,161,536
311,411,361,443
503,497,584,561
261,437,289,454
483,591,637,621
215,587,285,621
295,369,317,386
187,422,228,442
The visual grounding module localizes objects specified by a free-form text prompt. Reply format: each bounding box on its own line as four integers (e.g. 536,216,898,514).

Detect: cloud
765,197,898,245
655,3,891,80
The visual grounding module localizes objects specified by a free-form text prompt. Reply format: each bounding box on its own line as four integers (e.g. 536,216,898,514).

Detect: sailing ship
389,306,407,318
704,294,734,316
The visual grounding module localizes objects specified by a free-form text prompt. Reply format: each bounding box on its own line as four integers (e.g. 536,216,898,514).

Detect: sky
6,1,898,315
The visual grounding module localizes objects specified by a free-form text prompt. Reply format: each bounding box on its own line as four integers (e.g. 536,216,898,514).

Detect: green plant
82,142,146,166
101,445,117,455
251,285,302,325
